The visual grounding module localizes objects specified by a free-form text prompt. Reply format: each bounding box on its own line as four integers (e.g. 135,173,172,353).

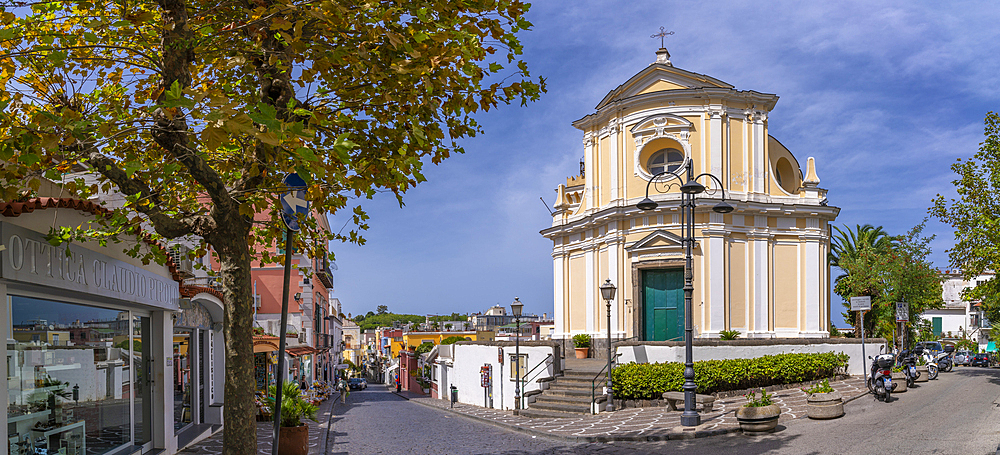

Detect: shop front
1,206,182,455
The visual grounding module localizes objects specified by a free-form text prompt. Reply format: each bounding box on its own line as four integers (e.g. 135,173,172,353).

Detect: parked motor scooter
936,352,954,373
917,348,939,380
897,349,919,387
868,347,895,402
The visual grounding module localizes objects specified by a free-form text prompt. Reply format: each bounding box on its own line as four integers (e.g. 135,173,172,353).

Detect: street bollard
450,385,458,408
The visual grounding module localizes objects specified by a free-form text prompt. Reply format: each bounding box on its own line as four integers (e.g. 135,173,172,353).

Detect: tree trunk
216,232,256,455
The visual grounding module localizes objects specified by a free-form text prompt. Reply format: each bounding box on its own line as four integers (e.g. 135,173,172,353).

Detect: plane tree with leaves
932,112,1000,333
0,1,544,453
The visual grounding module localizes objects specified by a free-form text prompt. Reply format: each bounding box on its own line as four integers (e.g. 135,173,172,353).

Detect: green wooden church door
643,269,684,341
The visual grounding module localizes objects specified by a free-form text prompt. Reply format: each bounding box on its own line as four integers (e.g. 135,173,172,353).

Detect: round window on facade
647,148,684,175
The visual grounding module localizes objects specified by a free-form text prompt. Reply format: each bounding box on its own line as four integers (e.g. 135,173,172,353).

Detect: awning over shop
253,336,280,353
988,341,996,352
287,346,319,357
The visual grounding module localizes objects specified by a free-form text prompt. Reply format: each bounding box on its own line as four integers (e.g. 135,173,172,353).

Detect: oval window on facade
647,148,684,175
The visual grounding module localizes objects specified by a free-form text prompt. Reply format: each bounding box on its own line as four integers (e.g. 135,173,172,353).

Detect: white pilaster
609,121,619,201
752,113,766,193
709,213,725,332
553,255,565,337
805,238,821,333
609,242,620,333
152,310,175,453
710,108,723,179
585,248,595,333
0,283,7,448
753,216,769,334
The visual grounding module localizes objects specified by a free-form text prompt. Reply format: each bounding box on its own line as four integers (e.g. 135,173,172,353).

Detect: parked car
915,341,944,354
348,377,368,390
955,350,973,366
971,353,990,367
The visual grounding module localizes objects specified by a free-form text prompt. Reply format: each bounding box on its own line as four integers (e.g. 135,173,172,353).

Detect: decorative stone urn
736,404,781,434
890,372,907,392
574,347,589,359
805,391,845,419
914,366,929,383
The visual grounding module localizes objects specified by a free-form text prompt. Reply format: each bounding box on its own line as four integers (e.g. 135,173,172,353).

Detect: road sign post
850,296,872,382
896,302,909,352
272,173,309,455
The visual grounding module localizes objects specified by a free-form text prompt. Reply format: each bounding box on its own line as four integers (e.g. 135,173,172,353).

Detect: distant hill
352,312,470,331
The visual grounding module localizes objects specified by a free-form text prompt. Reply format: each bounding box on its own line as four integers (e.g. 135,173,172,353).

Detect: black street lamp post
511,298,524,415
600,279,617,412
636,160,733,427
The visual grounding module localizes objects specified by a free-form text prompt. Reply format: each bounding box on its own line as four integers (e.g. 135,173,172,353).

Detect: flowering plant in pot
736,388,781,434
802,379,845,419
265,382,319,455
572,334,591,359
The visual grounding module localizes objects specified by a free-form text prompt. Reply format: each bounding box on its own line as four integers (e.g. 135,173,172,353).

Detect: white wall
447,344,558,410
616,340,886,376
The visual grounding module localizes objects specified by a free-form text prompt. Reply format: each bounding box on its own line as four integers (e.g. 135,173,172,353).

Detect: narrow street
332,368,1000,455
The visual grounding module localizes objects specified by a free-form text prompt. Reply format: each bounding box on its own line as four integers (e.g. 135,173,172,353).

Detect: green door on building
643,269,684,341
932,317,942,337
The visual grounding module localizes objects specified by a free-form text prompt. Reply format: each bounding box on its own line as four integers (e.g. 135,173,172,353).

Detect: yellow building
402,331,478,351
541,47,840,341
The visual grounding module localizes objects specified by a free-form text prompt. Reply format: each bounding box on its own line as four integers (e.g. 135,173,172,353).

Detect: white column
152,310,175,453
709,213,726,333
553,254,565,338
608,241,620,334
0,283,7,448
586,248,595,333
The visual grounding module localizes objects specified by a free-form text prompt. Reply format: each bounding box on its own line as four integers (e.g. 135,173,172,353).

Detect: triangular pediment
627,229,691,252
596,64,733,110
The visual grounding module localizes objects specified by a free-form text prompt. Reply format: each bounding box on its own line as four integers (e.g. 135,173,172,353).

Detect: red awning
286,346,319,357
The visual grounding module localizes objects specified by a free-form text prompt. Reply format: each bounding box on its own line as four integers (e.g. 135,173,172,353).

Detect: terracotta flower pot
736,404,781,434
890,372,907,392
806,391,844,419
574,347,589,359
277,424,309,455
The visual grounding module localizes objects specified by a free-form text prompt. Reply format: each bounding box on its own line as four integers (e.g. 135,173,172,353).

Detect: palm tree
830,224,894,338
830,224,892,268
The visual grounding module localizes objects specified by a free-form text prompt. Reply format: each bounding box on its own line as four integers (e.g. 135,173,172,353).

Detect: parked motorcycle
937,352,954,373
914,345,940,380
868,348,895,402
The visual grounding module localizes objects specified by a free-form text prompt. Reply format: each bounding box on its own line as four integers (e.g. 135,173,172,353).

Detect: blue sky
328,1,1000,326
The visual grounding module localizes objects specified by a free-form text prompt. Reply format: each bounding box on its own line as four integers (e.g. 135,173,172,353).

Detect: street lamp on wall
599,279,617,412
636,160,733,427
511,297,524,415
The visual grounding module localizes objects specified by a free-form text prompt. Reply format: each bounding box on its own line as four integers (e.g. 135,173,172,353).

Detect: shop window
7,296,139,455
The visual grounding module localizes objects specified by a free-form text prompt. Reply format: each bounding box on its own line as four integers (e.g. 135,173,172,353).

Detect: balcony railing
315,257,334,288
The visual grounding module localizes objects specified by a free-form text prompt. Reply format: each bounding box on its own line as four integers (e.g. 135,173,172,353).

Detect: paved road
333,368,1000,455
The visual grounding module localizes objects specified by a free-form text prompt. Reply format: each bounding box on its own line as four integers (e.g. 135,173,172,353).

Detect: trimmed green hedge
611,352,849,399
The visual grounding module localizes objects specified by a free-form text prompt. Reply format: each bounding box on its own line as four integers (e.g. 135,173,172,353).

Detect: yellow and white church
541,47,841,341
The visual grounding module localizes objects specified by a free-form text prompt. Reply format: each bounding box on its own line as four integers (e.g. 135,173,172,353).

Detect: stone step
545,386,603,397
520,408,590,419
529,400,595,414
533,394,595,406
550,376,598,386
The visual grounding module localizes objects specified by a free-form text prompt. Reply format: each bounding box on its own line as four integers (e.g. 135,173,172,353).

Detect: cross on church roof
651,26,674,48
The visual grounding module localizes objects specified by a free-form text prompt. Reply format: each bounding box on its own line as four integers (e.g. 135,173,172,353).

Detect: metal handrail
590,352,623,414
519,354,553,410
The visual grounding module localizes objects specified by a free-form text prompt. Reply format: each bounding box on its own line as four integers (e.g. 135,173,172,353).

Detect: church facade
540,48,840,342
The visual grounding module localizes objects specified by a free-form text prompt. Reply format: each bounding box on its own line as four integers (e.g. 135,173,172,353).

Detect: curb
404,397,742,443
320,390,340,455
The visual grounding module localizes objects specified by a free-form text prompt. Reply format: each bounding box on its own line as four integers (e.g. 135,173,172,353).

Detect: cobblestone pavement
179,390,340,455
407,377,868,442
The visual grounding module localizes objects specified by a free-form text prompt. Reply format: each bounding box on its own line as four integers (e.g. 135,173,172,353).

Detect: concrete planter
890,372,907,392
736,404,781,434
574,347,590,359
914,366,929,383
806,391,844,419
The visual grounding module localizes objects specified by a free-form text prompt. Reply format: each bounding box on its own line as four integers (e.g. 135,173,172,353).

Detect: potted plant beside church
736,388,781,434
803,379,845,419
572,334,591,359
266,382,319,455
